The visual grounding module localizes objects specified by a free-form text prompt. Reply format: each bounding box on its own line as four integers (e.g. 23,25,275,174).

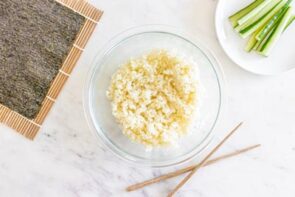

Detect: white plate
215,0,295,75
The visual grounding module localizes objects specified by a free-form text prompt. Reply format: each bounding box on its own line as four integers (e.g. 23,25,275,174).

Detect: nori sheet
0,0,85,119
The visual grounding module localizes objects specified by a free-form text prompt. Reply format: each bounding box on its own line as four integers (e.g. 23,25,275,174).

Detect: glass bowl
84,25,224,168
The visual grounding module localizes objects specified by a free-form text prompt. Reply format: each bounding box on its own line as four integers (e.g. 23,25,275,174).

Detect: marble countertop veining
0,0,295,196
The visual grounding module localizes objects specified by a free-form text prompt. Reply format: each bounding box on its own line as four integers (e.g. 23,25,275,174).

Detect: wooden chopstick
126,143,260,192
167,122,243,197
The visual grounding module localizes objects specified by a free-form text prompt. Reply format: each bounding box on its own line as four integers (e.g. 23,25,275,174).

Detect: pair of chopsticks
126,122,260,196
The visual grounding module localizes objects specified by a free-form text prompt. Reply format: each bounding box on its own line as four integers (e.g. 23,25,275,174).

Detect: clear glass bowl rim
83,25,225,168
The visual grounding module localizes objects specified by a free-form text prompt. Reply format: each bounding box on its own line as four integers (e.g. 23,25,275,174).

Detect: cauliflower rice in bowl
84,25,223,167
107,50,200,149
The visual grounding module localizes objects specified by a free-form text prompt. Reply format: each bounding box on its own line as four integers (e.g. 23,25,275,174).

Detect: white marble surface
0,0,295,196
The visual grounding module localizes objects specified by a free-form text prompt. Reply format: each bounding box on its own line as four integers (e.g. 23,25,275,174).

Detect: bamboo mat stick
126,143,260,192
167,122,243,197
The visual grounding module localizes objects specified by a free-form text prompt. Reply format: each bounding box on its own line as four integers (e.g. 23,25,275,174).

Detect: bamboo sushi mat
0,0,102,140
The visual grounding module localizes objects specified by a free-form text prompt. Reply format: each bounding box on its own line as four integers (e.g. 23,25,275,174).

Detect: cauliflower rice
106,50,198,148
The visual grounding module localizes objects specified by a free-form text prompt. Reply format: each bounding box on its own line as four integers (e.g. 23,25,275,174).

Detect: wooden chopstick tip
236,121,244,129
166,122,245,196
126,186,135,192
125,143,261,193
126,122,256,195
251,144,261,148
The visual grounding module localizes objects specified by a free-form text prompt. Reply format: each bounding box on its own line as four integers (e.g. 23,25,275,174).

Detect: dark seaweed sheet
0,0,85,119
